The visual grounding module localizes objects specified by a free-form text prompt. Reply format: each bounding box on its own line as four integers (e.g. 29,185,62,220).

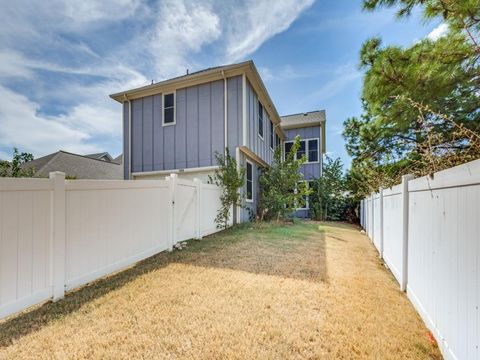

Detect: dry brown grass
0,221,441,359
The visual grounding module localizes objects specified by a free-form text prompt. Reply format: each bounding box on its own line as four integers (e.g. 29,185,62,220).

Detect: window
163,93,175,125
246,161,253,202
269,120,274,150
275,134,280,149
308,139,319,162
258,101,264,139
297,180,315,210
283,138,319,163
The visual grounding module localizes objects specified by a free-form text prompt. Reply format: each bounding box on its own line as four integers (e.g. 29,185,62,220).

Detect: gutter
124,94,132,180
222,70,228,155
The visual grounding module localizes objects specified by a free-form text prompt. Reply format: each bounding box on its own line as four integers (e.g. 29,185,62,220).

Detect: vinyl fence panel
0,174,225,320
0,178,53,319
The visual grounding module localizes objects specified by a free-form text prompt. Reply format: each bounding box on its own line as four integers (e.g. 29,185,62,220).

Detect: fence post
379,187,384,259
193,178,202,240
50,171,66,301
401,174,414,292
166,174,178,251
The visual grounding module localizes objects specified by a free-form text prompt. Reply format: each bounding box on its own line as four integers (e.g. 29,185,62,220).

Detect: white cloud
0,85,99,156
427,23,449,41
224,0,315,61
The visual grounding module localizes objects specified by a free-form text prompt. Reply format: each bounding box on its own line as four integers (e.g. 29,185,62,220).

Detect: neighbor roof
85,152,113,162
280,110,327,153
23,151,123,179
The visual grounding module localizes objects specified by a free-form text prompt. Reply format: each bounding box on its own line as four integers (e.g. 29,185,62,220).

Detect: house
110,60,326,221
85,152,116,162
23,151,123,179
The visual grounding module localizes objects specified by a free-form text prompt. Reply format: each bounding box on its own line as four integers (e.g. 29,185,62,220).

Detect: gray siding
122,102,129,179
284,126,322,180
227,76,243,155
127,79,225,177
246,80,275,165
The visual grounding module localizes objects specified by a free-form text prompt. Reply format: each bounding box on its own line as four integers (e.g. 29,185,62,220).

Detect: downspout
222,70,228,156
124,94,132,180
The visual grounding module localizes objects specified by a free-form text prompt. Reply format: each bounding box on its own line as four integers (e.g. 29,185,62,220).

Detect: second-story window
163,92,175,126
283,138,319,163
258,101,264,139
269,120,274,150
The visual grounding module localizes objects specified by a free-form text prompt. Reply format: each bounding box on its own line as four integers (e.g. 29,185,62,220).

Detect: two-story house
110,60,326,222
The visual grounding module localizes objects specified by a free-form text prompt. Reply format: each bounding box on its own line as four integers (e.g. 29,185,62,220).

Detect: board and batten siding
123,79,226,178
246,79,275,166
284,126,322,180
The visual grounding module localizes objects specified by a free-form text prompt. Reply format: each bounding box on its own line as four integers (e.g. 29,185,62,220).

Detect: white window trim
258,101,264,141
283,137,320,164
162,91,176,126
245,159,254,203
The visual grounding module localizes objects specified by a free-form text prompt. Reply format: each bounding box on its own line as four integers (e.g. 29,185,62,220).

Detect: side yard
0,221,440,359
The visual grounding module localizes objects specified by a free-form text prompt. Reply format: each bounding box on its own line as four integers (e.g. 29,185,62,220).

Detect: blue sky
0,0,446,168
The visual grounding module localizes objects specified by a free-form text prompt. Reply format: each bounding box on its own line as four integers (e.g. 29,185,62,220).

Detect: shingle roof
280,110,326,130
23,151,123,179
85,152,113,161
113,154,123,164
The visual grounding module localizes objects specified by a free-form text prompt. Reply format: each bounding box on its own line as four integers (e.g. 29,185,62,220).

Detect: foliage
343,0,480,198
310,156,350,221
208,148,245,229
258,136,311,221
0,148,34,178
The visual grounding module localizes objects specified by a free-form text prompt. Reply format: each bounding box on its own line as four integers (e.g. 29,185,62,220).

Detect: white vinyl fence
360,159,480,360
0,173,224,320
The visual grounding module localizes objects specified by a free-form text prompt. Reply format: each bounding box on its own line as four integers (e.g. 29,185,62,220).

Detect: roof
85,152,113,162
280,110,327,154
113,154,123,164
109,60,285,139
23,151,123,179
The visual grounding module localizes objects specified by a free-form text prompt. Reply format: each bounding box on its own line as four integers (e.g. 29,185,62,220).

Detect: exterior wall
284,126,323,180
227,76,243,155
126,79,225,178
284,125,323,218
245,79,276,165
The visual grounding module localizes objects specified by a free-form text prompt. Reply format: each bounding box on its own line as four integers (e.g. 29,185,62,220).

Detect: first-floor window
246,161,253,202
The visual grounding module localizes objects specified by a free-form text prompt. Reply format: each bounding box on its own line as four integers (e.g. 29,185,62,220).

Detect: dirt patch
0,221,441,359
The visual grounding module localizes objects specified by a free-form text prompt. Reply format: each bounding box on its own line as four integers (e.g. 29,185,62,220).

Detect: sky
0,0,447,168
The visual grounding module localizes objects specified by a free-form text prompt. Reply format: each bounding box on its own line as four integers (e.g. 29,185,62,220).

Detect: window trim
283,137,320,164
245,160,254,203
162,91,176,126
258,101,264,140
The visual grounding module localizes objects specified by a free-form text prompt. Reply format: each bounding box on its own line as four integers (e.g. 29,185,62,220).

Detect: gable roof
85,152,114,162
113,154,123,164
110,60,285,138
280,110,327,154
23,151,122,179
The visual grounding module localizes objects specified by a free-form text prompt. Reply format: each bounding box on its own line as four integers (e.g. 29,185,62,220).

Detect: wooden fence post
166,174,178,251
50,171,66,301
194,178,202,240
401,174,414,292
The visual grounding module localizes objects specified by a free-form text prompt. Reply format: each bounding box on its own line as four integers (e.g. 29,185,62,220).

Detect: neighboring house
85,152,115,162
23,151,123,179
110,60,326,221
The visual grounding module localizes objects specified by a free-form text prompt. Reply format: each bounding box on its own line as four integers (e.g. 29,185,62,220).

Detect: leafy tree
343,0,480,196
0,148,34,178
208,148,245,229
258,135,311,221
310,157,347,221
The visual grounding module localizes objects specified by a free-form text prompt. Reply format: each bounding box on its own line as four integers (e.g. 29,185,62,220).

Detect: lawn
0,221,440,359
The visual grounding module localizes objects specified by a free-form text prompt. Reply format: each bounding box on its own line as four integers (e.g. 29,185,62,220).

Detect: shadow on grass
0,220,327,348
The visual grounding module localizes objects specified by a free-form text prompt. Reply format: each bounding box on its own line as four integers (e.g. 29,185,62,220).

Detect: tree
258,135,311,221
343,0,480,196
0,148,34,178
208,148,245,229
310,156,346,221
